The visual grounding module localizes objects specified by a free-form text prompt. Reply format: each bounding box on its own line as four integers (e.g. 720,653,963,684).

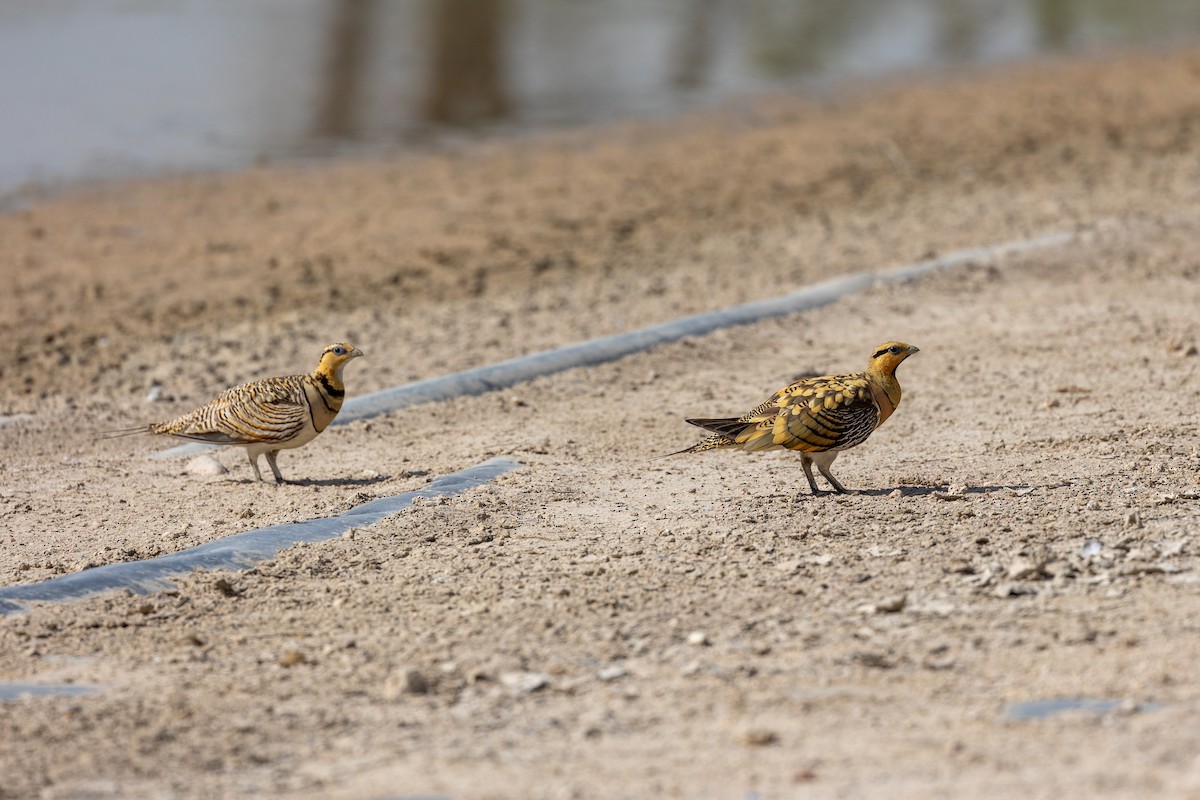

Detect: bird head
866,342,919,376
316,343,364,382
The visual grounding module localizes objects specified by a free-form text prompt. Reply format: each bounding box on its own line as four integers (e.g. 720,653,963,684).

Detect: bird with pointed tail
107,343,364,483
671,342,919,495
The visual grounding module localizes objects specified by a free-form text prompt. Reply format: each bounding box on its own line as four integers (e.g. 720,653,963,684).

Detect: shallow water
0,682,98,701
2,0,1199,197
1003,697,1151,720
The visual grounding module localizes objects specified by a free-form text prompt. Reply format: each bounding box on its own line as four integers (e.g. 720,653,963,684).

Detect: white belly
244,416,321,457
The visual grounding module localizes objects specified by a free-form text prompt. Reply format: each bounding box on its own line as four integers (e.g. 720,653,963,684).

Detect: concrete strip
155,230,1074,460
0,457,520,615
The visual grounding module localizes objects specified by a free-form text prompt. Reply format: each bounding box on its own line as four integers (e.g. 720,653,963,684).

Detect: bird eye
332,346,346,356
888,345,901,355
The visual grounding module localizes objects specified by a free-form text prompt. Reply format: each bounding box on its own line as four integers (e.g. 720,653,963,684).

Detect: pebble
686,631,710,647
851,651,894,670
185,454,227,477
993,582,1037,599
596,666,627,682
212,578,241,597
384,668,430,699
278,650,307,667
911,600,957,616
499,671,549,693
860,593,907,615
1007,556,1046,580
738,729,779,747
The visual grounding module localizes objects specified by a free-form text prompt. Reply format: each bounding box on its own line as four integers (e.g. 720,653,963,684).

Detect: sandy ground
2,47,1200,799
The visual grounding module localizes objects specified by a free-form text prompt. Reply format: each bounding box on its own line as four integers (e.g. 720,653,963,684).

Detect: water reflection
314,0,375,139
1,0,1198,195
423,0,511,125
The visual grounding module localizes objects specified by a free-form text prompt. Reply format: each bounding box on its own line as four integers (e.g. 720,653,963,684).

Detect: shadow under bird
672,342,919,495
107,343,363,483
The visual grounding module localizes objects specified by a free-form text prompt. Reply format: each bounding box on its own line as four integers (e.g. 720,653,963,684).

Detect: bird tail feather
96,426,150,440
654,434,735,460
685,417,747,439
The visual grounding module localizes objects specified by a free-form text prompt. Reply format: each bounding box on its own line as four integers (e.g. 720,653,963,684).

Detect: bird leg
799,455,823,496
803,452,853,495
247,452,265,483
818,464,850,494
265,450,286,484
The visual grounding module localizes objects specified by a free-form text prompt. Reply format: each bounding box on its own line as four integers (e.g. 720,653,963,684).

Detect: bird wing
156,376,311,445
730,373,881,453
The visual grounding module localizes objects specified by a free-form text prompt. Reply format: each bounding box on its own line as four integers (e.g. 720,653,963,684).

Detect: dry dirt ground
2,48,1200,799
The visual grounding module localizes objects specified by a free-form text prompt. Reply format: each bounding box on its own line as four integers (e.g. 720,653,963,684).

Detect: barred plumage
673,342,919,494
111,343,363,483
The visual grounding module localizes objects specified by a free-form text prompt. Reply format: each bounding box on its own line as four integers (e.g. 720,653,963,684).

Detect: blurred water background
2,0,1199,198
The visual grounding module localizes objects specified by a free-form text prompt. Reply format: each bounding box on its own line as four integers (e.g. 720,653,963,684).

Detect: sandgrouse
674,342,919,494
112,343,363,483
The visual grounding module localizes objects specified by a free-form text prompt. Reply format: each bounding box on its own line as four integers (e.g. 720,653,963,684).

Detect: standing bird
673,342,919,495
110,343,363,483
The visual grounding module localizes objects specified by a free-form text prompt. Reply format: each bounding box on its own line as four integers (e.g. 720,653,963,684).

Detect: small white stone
499,671,549,693
686,631,710,647
596,666,627,682
185,454,227,477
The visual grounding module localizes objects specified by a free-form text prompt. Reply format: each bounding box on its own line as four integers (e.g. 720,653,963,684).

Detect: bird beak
907,345,920,355
350,347,364,358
